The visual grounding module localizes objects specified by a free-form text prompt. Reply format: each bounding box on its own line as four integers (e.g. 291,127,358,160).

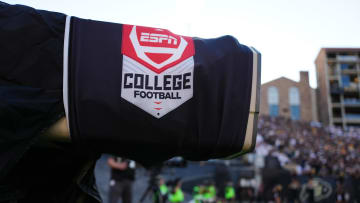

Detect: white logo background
121,55,194,118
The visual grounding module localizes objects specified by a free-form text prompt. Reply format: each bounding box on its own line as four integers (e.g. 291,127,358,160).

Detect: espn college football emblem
121,24,195,118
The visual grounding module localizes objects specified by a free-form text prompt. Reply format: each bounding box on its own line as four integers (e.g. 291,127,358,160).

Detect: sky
5,0,360,88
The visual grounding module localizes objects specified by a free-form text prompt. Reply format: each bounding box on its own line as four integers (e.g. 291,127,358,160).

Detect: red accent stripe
154,108,162,110
154,102,162,104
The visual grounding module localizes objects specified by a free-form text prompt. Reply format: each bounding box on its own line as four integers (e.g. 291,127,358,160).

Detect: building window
341,63,349,70
268,86,279,117
269,105,279,117
289,87,300,120
341,75,350,87
290,105,300,120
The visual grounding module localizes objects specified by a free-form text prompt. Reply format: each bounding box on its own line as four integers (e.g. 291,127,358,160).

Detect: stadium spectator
168,178,185,203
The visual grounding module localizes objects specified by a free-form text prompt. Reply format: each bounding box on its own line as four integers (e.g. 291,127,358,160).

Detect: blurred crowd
256,115,360,203
107,115,360,203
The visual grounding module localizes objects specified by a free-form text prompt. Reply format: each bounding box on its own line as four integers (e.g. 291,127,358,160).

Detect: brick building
315,48,360,128
260,71,318,122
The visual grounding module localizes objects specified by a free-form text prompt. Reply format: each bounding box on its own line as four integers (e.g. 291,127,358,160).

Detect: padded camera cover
64,16,261,165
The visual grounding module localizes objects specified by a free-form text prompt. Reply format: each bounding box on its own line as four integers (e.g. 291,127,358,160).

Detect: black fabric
0,2,65,89
110,159,136,181
0,0,65,180
111,169,136,182
0,2,101,202
10,146,101,203
68,17,255,166
109,180,133,203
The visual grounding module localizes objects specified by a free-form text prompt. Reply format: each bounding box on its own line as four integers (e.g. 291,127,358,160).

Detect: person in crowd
192,185,202,203
272,184,283,203
214,164,231,201
168,178,184,203
305,176,315,203
287,174,301,203
207,181,216,202
237,177,256,202
159,177,169,203
108,157,136,203
201,181,216,203
224,182,235,202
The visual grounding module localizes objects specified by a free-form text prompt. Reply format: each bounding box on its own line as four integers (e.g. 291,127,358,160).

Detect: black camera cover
64,17,261,166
